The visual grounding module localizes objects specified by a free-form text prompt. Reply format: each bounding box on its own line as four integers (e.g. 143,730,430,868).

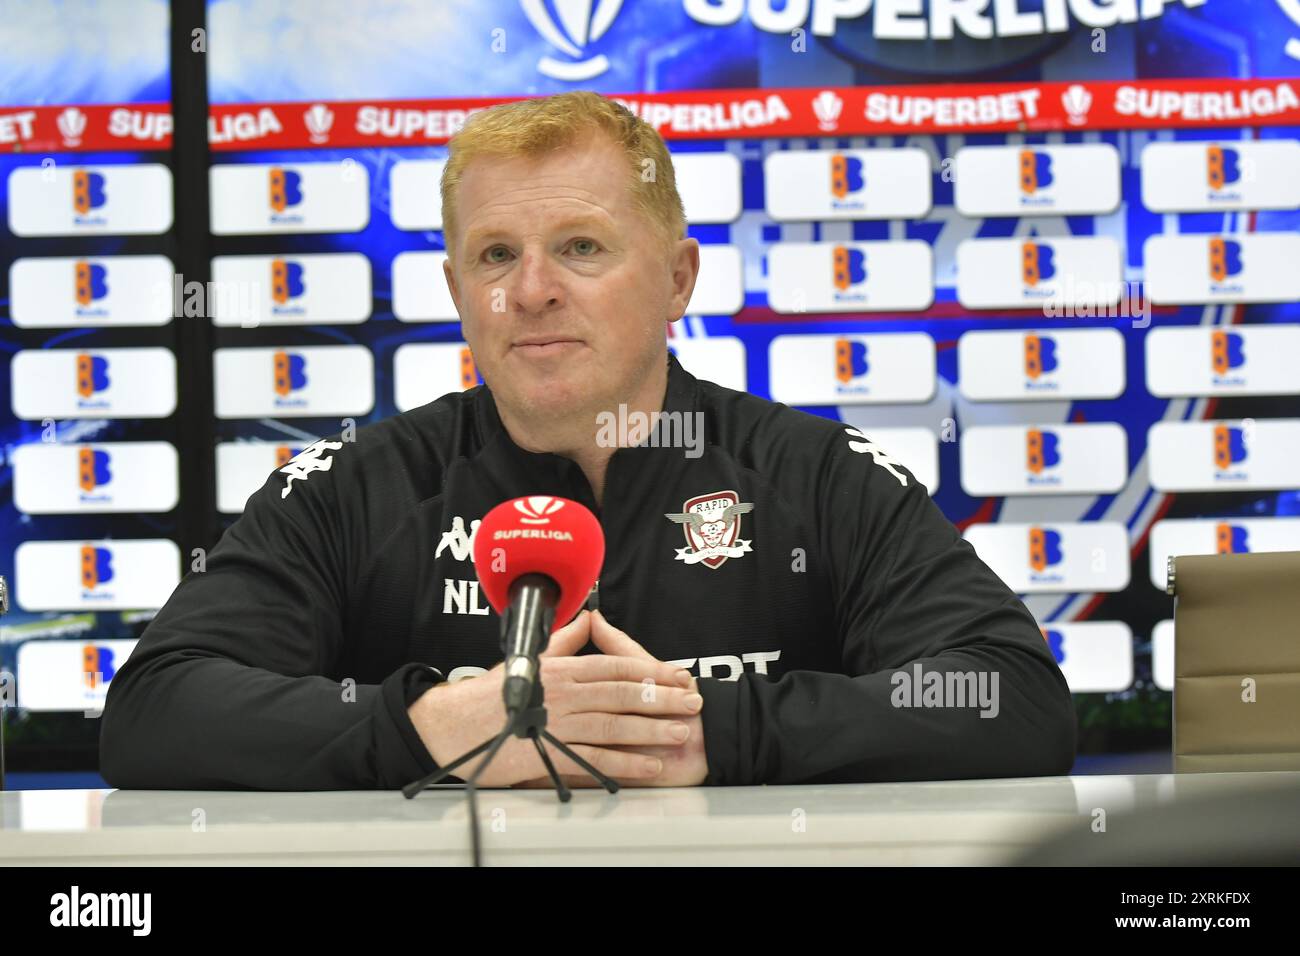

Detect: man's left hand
516,609,709,788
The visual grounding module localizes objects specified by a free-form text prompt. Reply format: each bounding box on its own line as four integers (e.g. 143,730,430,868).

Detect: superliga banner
8,1,1300,151
6,78,1300,152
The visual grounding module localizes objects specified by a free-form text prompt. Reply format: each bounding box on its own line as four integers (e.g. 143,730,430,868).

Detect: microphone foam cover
472,495,605,628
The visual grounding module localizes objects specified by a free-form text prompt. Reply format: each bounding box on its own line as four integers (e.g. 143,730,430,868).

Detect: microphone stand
402,598,619,867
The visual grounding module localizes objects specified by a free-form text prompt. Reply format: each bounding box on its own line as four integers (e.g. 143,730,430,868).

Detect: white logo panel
768,241,934,313
14,539,181,611
1152,620,1174,692
685,245,744,316
955,144,1121,217
210,162,370,235
860,427,940,494
1145,325,1300,397
11,348,177,419
10,255,175,328
1148,419,1300,491
960,423,1128,496
216,441,317,513
7,164,173,236
16,639,140,712
213,346,375,418
394,342,480,412
392,251,458,322
1141,140,1300,212
390,159,446,231
958,328,1125,401
1037,621,1133,694
672,153,742,224
764,148,932,220
1145,234,1300,304
13,442,179,514
768,333,935,405
956,237,1122,310
964,522,1130,594
1148,517,1300,590
668,336,746,392
210,253,372,325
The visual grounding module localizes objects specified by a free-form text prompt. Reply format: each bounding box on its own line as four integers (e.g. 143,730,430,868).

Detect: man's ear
667,236,701,321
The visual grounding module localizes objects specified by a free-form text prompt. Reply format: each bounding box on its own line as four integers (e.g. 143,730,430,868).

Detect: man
100,91,1076,790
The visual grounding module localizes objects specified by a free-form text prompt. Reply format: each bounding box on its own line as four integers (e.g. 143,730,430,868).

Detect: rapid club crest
664,490,754,569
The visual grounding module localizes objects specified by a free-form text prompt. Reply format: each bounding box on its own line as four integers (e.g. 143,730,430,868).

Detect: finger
567,680,704,717
549,743,663,780
541,609,592,659
588,609,656,661
553,712,693,747
546,653,693,689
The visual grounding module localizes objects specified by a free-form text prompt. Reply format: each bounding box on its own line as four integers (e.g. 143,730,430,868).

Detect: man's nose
510,247,564,314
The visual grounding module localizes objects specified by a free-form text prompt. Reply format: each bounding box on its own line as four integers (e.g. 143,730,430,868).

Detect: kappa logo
844,427,909,487
436,515,482,562
665,491,753,569
279,438,343,499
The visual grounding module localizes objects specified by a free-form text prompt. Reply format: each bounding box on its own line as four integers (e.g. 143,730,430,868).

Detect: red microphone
473,496,604,714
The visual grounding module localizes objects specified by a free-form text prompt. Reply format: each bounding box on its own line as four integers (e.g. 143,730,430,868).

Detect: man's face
443,130,698,428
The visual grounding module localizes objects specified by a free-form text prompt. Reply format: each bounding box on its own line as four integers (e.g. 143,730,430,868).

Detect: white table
2,772,1295,865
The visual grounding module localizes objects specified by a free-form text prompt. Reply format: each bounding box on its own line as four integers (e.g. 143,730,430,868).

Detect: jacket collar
473,350,698,448
470,351,700,505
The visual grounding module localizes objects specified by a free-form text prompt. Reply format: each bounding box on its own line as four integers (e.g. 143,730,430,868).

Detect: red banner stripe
0,103,172,154
4,78,1298,155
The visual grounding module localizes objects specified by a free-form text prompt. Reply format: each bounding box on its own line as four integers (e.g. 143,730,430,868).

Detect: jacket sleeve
697,425,1078,786
99,439,442,790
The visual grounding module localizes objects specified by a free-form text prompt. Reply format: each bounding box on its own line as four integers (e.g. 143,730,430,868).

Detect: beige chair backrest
1170,551,1300,772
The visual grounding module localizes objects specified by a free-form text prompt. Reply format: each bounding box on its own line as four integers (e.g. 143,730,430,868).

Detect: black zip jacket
99,354,1077,789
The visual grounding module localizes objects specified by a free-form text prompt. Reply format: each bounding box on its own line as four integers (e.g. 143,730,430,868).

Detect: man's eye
570,239,598,256
484,246,511,263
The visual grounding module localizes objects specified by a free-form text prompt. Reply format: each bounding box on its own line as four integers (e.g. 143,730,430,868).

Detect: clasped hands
407,609,708,788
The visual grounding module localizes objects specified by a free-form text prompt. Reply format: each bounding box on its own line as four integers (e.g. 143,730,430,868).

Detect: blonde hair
440,91,686,261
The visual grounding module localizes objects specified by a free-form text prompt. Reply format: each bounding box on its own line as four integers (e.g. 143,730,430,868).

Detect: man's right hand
405,610,702,788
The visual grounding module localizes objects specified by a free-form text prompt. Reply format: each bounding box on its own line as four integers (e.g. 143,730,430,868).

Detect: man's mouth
511,338,585,358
